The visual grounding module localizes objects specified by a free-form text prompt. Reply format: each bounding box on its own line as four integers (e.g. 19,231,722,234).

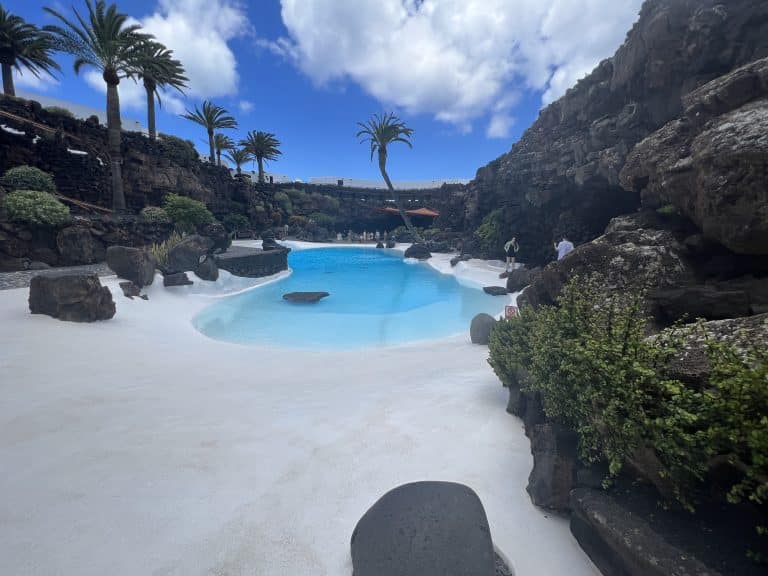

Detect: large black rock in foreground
351,481,495,576
29,272,115,322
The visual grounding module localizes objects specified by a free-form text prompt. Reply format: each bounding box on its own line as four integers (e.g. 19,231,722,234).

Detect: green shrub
1,165,57,193
159,134,199,166
317,194,340,213
656,203,678,216
163,193,214,233
148,230,184,267
308,212,336,229
222,213,250,232
3,190,70,227
284,188,308,204
273,191,292,215
288,215,308,227
44,106,74,118
140,206,171,224
474,208,505,256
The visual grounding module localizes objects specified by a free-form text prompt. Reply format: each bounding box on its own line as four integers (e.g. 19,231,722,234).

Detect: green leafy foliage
222,213,250,232
139,206,170,224
2,190,70,227
1,165,57,193
474,208,505,256
489,276,768,543
308,212,336,229
656,203,678,216
163,193,214,233
273,191,292,216
44,106,74,118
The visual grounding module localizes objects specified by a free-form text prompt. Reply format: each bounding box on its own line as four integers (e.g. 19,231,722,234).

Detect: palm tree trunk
106,80,126,211
378,150,421,242
207,130,215,164
257,157,265,183
216,150,222,167
144,81,156,140
1,62,15,97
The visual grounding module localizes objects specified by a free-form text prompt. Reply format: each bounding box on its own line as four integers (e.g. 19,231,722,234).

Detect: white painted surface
0,247,597,576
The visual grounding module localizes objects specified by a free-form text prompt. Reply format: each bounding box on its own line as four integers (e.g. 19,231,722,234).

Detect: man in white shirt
554,237,575,260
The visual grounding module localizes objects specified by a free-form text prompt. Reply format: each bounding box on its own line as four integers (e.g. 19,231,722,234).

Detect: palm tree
224,146,250,174
135,40,187,140
213,133,234,167
0,6,60,96
240,130,281,183
357,112,420,240
45,0,153,212
181,100,237,165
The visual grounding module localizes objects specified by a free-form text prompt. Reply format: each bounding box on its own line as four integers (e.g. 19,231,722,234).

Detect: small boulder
527,423,579,511
29,272,115,322
197,222,231,254
119,281,142,299
261,229,282,251
351,481,495,576
28,261,51,270
167,234,215,273
386,239,396,248
451,254,471,267
56,226,105,265
483,286,508,296
470,313,496,345
195,255,219,282
506,267,542,293
283,291,329,303
106,246,156,287
404,243,431,260
163,272,193,287
376,241,384,249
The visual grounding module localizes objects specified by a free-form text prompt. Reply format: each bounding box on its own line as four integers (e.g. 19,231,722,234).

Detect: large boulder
350,481,495,576
194,255,219,282
470,313,496,345
29,272,115,322
527,423,579,511
56,226,105,265
621,58,768,255
106,246,156,287
197,222,231,254
505,267,542,293
404,243,432,260
167,234,214,273
518,211,695,310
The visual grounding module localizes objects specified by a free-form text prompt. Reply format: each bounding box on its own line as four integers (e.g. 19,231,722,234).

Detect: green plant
273,191,292,216
140,206,170,224
1,165,56,193
474,208,505,256
163,193,214,233
159,134,199,166
3,190,70,226
656,203,678,216
148,230,183,267
308,212,336,229
222,213,250,232
44,106,74,118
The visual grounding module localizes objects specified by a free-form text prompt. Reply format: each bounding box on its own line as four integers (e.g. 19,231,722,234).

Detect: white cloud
276,0,643,134
140,0,250,99
238,100,254,113
13,69,59,92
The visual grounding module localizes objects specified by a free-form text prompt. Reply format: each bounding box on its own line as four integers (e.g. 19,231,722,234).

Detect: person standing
554,236,575,260
504,236,520,271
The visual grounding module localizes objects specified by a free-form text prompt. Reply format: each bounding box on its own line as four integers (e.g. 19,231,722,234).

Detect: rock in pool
283,291,329,303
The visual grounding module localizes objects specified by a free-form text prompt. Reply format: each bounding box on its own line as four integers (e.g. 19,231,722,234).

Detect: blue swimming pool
193,247,505,349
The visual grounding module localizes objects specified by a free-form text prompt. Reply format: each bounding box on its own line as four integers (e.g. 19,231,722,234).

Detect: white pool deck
0,242,598,576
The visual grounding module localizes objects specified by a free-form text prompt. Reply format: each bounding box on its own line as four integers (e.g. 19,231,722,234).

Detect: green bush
284,188,308,204
489,275,768,520
140,206,170,224
3,190,70,227
159,134,199,166
308,212,336,229
44,106,74,118
656,203,679,216
1,165,57,194
163,193,214,233
222,213,250,232
474,208,505,257
273,191,293,216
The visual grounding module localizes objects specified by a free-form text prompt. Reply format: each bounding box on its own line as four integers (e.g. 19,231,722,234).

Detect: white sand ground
0,243,598,576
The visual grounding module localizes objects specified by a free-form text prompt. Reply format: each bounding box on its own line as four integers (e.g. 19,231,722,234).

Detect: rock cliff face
462,0,768,265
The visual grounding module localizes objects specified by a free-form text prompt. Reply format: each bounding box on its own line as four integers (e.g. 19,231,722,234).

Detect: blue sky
9,0,643,182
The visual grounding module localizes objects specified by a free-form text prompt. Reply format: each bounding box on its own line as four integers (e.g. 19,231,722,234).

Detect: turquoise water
193,247,504,349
